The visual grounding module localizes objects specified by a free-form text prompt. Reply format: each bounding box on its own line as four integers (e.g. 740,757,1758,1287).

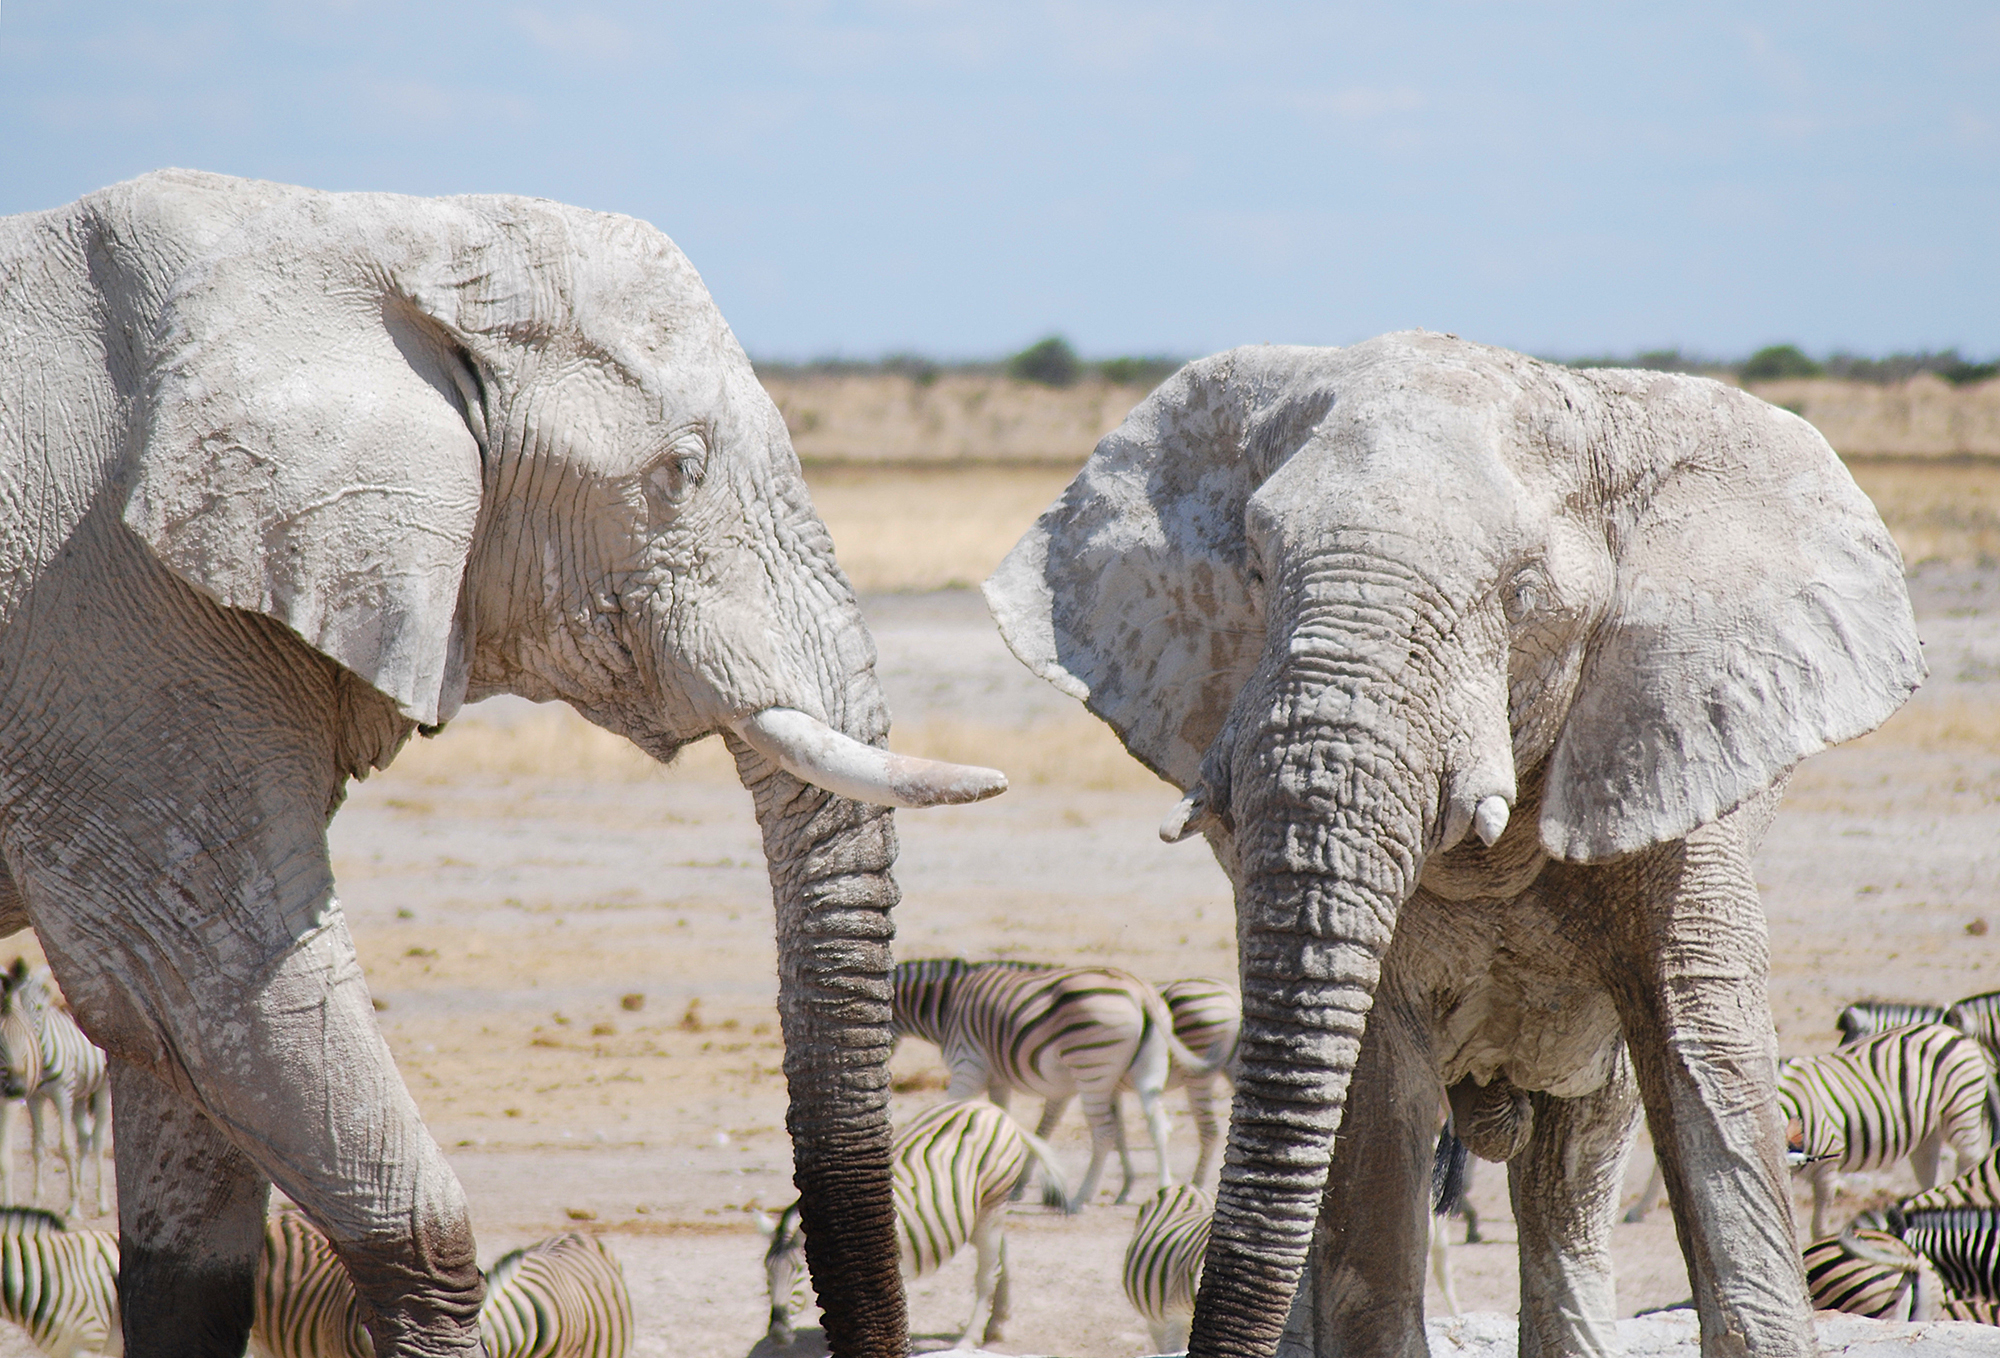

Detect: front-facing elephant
0,170,1004,1357
986,333,1923,1357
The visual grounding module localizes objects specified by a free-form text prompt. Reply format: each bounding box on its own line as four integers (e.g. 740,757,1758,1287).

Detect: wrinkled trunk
1192,577,1436,1358
734,744,906,1358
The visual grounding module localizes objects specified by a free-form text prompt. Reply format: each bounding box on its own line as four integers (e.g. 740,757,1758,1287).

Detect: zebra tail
1148,994,1224,1077
1837,1219,1925,1271
1431,1131,1469,1218
1018,1128,1072,1213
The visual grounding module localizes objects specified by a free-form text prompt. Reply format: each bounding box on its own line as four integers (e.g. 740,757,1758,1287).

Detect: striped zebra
1803,1226,1943,1320
891,959,1211,1210
1947,990,2000,1132
251,1210,631,1358
1121,1130,1464,1351
0,1226,120,1358
0,963,110,1218
1159,978,1238,1190
1779,1022,1993,1238
1886,1206,2000,1306
1837,999,1949,1046
762,1099,1066,1349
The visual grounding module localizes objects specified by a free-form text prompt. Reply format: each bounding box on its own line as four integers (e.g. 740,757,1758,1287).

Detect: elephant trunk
733,747,906,1358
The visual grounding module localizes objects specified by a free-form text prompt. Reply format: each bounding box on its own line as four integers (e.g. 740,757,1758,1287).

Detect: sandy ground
4,513,2000,1353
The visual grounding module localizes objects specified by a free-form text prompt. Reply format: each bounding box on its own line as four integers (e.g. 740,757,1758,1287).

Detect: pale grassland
1846,458,2000,564
802,462,1078,592
381,701,1165,794
1857,697,2000,754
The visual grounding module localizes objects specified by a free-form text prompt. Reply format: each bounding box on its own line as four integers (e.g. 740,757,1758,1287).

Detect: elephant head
116,172,1003,1357
986,332,1921,1355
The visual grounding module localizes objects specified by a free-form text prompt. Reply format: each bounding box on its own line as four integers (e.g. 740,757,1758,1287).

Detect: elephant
985,332,1923,1357
0,169,1004,1357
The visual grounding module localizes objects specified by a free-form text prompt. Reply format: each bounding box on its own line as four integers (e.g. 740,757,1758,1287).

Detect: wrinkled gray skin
987,334,1924,1358
0,170,1002,1358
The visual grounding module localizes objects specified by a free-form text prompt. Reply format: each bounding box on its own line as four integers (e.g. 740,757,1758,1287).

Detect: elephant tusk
729,707,1007,809
1160,787,1218,843
1473,795,1511,847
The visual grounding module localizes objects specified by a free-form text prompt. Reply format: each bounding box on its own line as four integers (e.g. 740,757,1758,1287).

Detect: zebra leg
1428,1212,1461,1317
1624,1154,1666,1224
53,1077,83,1220
957,1213,1004,1346
985,1232,1011,1343
0,1096,12,1206
1014,1095,1071,1204
88,1084,110,1217
25,1089,47,1210
1185,1076,1225,1190
1508,1055,1641,1358
1809,1160,1838,1240
1108,1090,1139,1205
1070,1089,1118,1211
1910,1126,1946,1193
1135,1083,1176,1196
111,1060,269,1357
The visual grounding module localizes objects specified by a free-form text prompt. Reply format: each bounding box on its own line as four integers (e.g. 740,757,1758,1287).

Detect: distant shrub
1740,345,1825,382
1008,336,1082,387
880,352,942,386
1825,350,1999,387
1095,356,1182,387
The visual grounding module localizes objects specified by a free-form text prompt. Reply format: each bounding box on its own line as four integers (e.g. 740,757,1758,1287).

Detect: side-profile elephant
985,333,1923,1357
0,170,1003,1357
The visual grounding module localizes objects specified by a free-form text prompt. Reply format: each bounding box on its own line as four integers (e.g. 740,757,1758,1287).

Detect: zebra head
0,962,43,1099
758,1200,812,1345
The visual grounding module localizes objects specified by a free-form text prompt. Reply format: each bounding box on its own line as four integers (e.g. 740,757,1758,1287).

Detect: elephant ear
1538,373,1924,862
985,347,1337,789
126,191,493,727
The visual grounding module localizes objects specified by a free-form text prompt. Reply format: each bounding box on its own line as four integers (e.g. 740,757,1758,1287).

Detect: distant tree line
756,337,1998,389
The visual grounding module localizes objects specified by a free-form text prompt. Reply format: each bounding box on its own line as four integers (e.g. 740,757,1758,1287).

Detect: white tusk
1159,788,1213,844
1473,795,1511,848
729,708,1007,809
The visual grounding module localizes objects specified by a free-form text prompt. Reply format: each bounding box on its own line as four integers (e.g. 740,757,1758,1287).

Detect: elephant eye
646,431,709,508
1504,569,1547,623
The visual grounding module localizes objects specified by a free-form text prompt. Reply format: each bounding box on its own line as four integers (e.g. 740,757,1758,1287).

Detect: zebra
890,958,1212,1210
1803,1226,1944,1320
0,962,110,1218
1159,978,1238,1190
1779,1022,1993,1238
1947,990,2000,1132
1837,999,1949,1046
479,1233,632,1358
0,1227,120,1358
762,1098,1066,1349
251,1210,631,1358
1121,1131,1464,1351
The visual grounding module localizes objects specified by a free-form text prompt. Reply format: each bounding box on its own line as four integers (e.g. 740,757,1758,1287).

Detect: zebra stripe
251,1212,630,1358
1891,1207,2000,1304
1122,1183,1210,1355
0,964,110,1219
1159,978,1238,1189
1804,1228,1942,1320
1778,1022,1993,1239
1837,1000,1949,1046
1943,1295,2000,1324
0,1227,120,1358
480,1233,632,1358
250,1209,371,1358
1947,991,2000,1132
891,959,1210,1210
765,1099,1064,1350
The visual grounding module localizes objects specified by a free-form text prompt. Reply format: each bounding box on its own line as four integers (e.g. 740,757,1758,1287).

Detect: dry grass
802,463,1078,592
1854,697,2000,754
1846,459,2000,565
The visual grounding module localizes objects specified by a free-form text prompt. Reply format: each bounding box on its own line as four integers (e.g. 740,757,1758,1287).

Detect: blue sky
3,3,1996,361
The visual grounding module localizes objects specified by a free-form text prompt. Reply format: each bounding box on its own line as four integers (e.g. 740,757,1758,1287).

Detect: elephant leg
1508,1058,1641,1358
1289,996,1434,1358
112,1061,269,1358
1600,827,1814,1357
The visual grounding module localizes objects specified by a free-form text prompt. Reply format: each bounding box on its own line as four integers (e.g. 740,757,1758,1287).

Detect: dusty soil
5,469,2000,1355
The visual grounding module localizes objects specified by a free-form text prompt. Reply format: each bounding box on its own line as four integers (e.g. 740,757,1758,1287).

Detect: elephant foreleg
1508,1057,1641,1358
1603,825,1814,1358
112,1061,268,1358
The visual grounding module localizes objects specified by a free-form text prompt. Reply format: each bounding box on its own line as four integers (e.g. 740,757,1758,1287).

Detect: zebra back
890,1100,1037,1277
481,1232,632,1358
1123,1184,1211,1325
0,1228,120,1355
1804,1228,1940,1319
0,1207,65,1233
1903,1144,2000,1212
1837,1000,1948,1045
1891,1207,2000,1304
1777,1023,1992,1172
1160,978,1239,1073
251,1208,372,1358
